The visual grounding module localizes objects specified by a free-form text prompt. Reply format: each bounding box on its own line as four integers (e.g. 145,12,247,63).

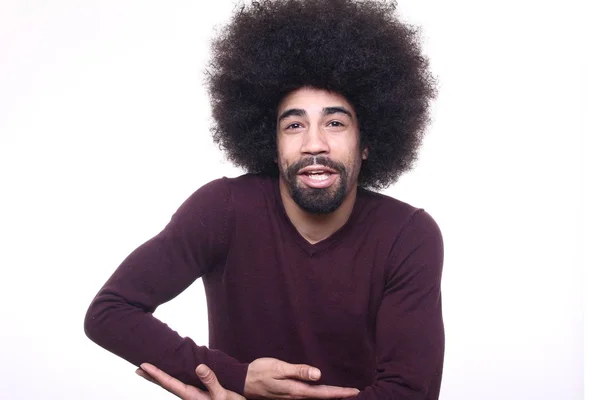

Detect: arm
355,210,445,400
138,358,360,400
84,178,249,395
137,363,246,400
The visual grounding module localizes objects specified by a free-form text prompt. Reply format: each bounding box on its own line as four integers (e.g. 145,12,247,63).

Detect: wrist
243,361,261,399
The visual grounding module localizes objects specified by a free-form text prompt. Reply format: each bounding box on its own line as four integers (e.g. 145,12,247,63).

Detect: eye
327,120,345,128
285,122,302,130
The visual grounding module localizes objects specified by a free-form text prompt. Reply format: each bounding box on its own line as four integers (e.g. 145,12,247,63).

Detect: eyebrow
323,106,353,119
278,108,306,123
278,106,354,123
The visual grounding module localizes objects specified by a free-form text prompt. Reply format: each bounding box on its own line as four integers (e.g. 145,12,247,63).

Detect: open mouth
297,166,339,188
304,171,332,181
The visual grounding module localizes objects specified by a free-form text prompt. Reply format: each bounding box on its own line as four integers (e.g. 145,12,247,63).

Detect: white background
0,1,595,399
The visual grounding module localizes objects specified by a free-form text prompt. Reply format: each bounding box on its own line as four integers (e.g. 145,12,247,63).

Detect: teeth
307,173,330,181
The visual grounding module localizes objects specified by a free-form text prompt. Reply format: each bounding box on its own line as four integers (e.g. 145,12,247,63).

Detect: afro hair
207,0,436,190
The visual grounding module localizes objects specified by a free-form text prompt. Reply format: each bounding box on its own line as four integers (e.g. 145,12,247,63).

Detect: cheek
330,137,361,161
277,136,302,162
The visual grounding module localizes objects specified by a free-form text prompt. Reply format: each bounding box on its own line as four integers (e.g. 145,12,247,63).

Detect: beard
281,156,350,214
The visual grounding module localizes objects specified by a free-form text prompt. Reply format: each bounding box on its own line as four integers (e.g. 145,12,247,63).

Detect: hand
136,363,246,400
244,357,360,399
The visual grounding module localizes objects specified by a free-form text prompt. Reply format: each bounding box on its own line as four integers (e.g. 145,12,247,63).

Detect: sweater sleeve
83,178,249,395
355,209,445,400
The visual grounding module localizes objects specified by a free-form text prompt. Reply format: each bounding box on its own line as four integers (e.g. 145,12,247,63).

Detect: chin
291,180,347,215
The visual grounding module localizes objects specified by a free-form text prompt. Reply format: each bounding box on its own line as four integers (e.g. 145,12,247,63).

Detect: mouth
297,165,339,189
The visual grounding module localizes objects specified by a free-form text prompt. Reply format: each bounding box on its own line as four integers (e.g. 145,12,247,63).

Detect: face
276,87,367,214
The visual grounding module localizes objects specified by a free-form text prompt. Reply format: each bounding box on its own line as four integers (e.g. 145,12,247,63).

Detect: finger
276,361,321,381
135,368,159,385
140,363,190,398
195,364,227,398
275,380,360,399
312,385,360,399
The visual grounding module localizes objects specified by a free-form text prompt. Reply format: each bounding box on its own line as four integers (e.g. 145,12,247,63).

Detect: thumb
196,364,226,397
279,361,321,381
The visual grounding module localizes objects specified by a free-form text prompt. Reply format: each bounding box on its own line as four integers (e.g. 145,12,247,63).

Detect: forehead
277,87,355,116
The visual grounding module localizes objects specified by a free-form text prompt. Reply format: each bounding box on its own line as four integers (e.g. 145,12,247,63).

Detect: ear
361,147,369,160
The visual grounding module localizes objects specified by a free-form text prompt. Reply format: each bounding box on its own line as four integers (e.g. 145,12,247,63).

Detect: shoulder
172,173,277,225
223,173,278,212
359,191,444,281
358,188,442,239
166,174,273,238
224,173,276,193
175,176,233,215
181,173,273,206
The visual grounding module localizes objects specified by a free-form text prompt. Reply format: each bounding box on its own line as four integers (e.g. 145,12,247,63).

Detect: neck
279,177,358,244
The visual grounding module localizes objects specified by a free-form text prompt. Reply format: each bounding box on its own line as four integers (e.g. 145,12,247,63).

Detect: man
84,1,444,399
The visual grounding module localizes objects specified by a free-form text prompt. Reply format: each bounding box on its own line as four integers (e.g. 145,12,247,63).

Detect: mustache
287,156,347,176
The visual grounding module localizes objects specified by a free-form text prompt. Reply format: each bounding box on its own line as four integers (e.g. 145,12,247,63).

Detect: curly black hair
206,0,436,190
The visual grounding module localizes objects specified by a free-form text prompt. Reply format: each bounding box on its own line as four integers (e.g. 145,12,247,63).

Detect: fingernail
196,364,210,378
309,368,321,380
135,369,143,377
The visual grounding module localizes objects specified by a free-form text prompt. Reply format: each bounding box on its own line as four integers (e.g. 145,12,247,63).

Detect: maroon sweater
84,174,444,399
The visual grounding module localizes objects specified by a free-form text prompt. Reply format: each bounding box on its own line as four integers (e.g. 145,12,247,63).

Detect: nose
301,125,330,155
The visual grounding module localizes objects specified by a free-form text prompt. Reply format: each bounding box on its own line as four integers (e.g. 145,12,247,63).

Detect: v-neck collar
272,178,364,257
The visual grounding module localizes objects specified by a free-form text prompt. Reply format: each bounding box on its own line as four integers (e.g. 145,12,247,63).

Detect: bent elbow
83,297,104,344
83,292,123,345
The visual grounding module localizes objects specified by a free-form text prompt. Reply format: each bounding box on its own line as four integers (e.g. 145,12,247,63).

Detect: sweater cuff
206,349,250,396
